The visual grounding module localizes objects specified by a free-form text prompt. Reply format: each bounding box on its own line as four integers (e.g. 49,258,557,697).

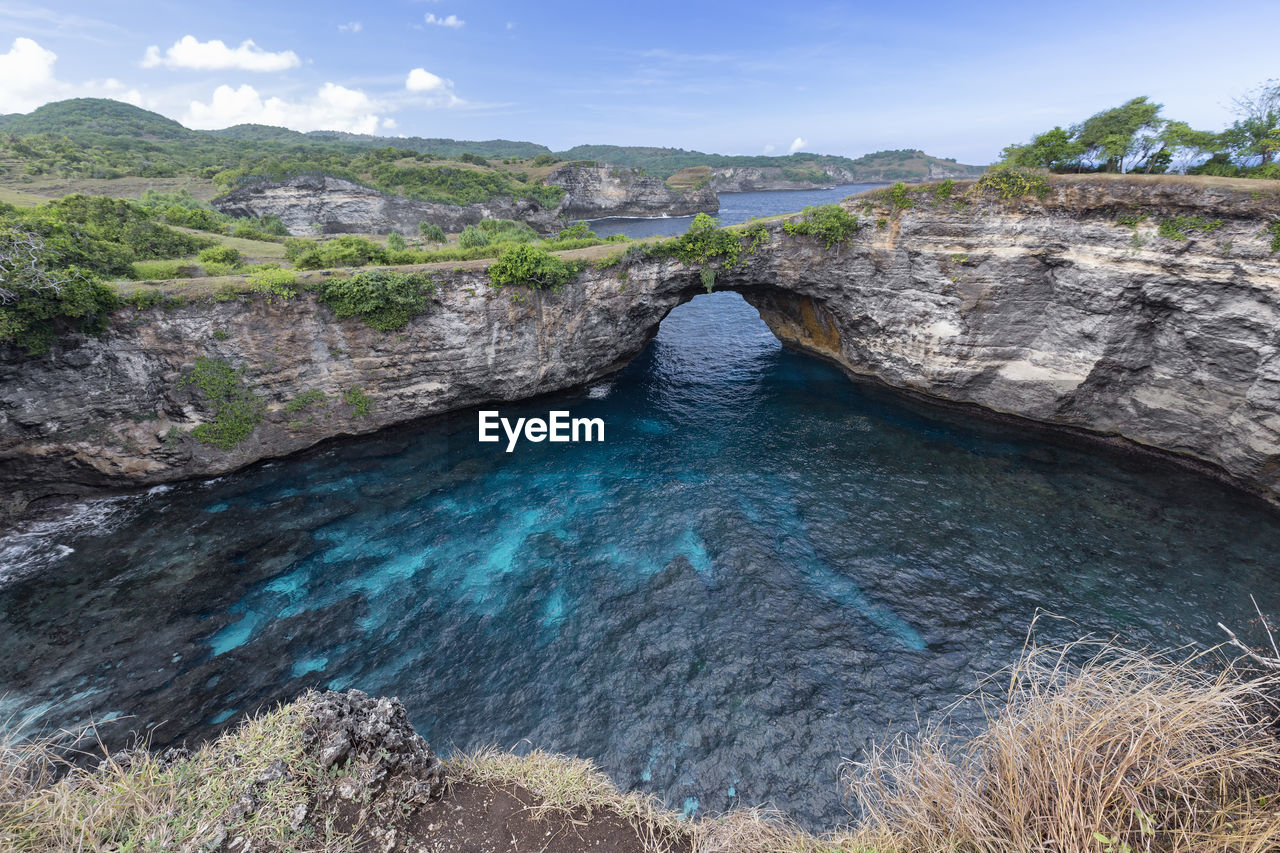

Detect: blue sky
1,1,1276,164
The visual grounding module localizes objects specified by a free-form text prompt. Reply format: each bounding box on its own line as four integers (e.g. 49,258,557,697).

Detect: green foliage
285,235,387,270
458,152,489,166
699,266,716,293
530,153,560,167
975,168,1052,200
1000,126,1087,172
1267,221,1280,254
345,386,372,417
212,329,229,341
385,232,406,252
284,388,327,413
247,267,298,299
551,221,597,242
1157,216,1223,241
198,245,240,265
1,195,214,278
178,356,264,450
783,204,860,248
458,225,491,249
477,218,538,243
315,270,437,330
488,244,576,290
418,222,447,243
131,260,196,281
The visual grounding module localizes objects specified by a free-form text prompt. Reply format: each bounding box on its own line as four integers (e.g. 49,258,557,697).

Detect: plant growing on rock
487,244,576,290
0,226,117,355
315,270,437,331
783,204,860,248
975,168,1052,200
178,356,265,450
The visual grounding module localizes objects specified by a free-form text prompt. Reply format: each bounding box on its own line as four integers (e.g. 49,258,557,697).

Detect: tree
1000,127,1086,171
1222,79,1280,167
1073,97,1164,173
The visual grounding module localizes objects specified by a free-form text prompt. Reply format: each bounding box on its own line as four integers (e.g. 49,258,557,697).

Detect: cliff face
212,175,561,237
5,177,1280,508
211,164,718,237
711,159,980,191
544,164,718,219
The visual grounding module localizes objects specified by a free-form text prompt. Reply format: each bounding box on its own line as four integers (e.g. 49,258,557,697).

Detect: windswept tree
999,127,1085,172
1221,78,1280,167
1073,97,1164,173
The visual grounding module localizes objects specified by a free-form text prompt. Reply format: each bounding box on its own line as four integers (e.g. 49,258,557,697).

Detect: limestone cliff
711,159,979,191
545,163,718,219
212,175,562,237
4,176,1280,509
211,163,718,237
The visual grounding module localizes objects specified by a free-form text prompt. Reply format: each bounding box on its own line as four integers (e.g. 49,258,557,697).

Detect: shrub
847,638,1280,853
179,356,264,450
1267,221,1280,254
315,270,437,330
783,204,860,248
284,388,326,413
418,222,447,243
131,260,192,281
0,228,117,355
477,218,538,243
198,245,240,265
458,152,489,167
976,168,1052,200
345,385,371,417
386,231,406,251
531,153,559,167
458,225,490,249
488,244,575,290
247,267,298,299
551,221,597,242
286,235,388,270
1157,216,1224,241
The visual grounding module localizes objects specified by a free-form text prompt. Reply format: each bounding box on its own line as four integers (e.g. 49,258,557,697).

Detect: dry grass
844,637,1280,853
454,746,688,850
0,702,352,852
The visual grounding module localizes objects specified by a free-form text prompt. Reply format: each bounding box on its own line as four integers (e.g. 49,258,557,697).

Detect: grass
0,702,351,852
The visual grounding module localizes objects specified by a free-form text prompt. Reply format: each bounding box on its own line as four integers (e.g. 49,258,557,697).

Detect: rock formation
4,176,1280,508
546,163,718,219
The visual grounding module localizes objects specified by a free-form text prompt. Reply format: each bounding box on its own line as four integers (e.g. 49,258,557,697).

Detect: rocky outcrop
544,164,718,218
212,175,563,237
711,165,857,191
212,164,719,237
5,176,1280,507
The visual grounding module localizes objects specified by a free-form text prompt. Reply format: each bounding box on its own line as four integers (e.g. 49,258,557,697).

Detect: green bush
1157,216,1223,241
315,269,437,330
284,388,326,413
285,235,388,270
179,356,264,450
458,225,491,249
345,385,372,417
477,218,538,243
386,232,407,252
418,222,447,243
976,168,1052,200
488,244,575,290
248,267,298,299
783,204,860,248
132,260,196,280
198,245,241,265
531,153,559,167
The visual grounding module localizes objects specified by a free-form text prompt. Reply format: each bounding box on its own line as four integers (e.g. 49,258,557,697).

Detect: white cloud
183,82,382,134
338,21,362,33
788,136,807,154
762,143,776,154
424,13,464,28
0,36,142,113
141,36,300,72
405,67,461,105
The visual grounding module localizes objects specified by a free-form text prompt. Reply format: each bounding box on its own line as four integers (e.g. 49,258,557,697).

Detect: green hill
0,98,192,140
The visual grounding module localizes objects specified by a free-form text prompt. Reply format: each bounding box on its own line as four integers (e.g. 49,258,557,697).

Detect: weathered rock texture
711,159,980,191
5,176,1280,507
212,163,718,237
546,163,718,219
213,175,562,237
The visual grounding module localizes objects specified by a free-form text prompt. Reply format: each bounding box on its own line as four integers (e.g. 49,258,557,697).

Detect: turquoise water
3,292,1280,828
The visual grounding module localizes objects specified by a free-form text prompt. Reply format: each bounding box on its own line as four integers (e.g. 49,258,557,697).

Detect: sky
0,0,1276,164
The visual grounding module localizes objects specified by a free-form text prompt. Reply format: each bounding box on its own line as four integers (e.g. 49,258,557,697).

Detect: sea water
3,292,1280,829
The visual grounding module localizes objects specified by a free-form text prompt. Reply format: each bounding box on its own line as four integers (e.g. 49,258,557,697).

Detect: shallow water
3,292,1280,828
588,183,884,238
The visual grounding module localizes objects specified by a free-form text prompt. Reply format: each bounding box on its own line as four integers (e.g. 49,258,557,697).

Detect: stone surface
4,177,1280,507
546,163,718,219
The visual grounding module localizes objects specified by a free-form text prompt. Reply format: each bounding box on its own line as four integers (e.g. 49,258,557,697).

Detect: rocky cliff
546,163,718,219
711,159,980,191
212,175,563,237
212,163,718,237
5,176,1280,510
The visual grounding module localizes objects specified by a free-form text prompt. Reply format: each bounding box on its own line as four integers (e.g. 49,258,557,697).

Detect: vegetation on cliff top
999,79,1279,178
4,635,1278,852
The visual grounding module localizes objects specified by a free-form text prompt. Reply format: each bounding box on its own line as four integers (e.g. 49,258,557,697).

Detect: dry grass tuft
845,637,1280,853
0,702,352,852
454,746,688,850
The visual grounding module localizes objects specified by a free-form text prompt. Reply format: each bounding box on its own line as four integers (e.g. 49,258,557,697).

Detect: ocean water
588,183,885,239
3,292,1280,829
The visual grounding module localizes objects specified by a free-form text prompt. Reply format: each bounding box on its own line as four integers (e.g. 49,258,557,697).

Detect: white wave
0,494,147,587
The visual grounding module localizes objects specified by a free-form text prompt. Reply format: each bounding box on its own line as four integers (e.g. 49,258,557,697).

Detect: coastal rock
212,174,561,237
4,176,1280,508
544,163,718,219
